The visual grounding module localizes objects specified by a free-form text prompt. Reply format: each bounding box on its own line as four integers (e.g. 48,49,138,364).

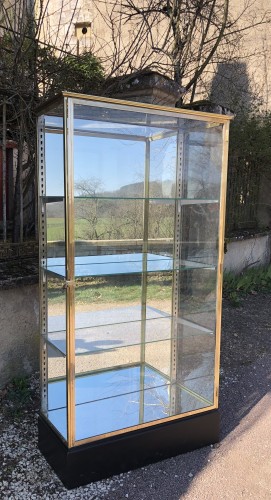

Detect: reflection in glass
46,276,67,437
48,361,211,441
183,125,223,200
75,197,144,242
46,199,65,259
44,111,65,260
44,125,64,198
178,268,217,330
179,202,220,267
74,136,145,198
150,135,177,198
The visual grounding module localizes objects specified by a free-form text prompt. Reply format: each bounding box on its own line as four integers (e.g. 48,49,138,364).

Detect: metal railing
226,157,260,235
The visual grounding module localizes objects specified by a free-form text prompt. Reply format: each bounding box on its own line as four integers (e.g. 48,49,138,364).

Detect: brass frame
64,97,76,447
38,92,232,448
214,120,230,406
37,91,232,123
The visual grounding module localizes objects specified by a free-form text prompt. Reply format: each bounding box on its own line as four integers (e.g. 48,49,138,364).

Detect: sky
43,112,223,200
44,121,177,197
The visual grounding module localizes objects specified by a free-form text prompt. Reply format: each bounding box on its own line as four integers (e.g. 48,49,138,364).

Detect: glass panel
74,136,145,198
179,202,220,267
74,198,144,242
39,103,67,442
74,273,142,311
43,106,65,261
178,268,217,330
149,134,177,198
148,199,175,245
183,124,223,200
46,199,65,259
173,266,217,407
46,275,67,439
73,103,179,138
171,123,223,411
44,113,64,197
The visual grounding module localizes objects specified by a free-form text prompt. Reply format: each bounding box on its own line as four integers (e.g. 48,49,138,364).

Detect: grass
47,218,65,240
46,244,271,309
223,264,271,306
2,377,32,418
47,216,173,241
48,274,173,306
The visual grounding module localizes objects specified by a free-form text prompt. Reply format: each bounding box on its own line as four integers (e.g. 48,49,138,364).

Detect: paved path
182,392,271,499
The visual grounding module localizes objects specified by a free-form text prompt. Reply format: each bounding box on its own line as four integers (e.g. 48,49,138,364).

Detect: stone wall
224,232,271,274
0,243,39,388
0,283,39,388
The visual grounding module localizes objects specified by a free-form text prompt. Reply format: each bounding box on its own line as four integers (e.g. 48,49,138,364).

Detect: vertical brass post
139,138,151,424
64,97,76,447
214,121,230,407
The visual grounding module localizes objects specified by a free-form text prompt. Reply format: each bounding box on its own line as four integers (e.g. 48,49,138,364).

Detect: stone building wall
37,0,271,109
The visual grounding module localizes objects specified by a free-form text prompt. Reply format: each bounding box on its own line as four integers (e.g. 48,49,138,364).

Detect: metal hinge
62,280,74,289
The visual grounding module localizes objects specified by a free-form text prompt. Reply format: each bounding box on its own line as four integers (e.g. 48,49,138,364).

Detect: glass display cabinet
37,92,232,488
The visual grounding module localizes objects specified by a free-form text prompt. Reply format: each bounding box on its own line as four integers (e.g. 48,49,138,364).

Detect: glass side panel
183,124,223,200
46,275,67,438
149,134,177,198
43,105,65,262
46,199,65,260
178,268,217,330
179,202,220,267
171,123,223,411
173,267,217,407
44,113,64,197
39,104,67,442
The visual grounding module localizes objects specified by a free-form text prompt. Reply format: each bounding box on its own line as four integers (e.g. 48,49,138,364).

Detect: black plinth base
38,410,219,489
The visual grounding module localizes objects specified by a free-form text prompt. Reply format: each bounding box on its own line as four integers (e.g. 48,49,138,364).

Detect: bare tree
1,0,270,243
91,0,271,103
74,178,144,240
0,0,104,242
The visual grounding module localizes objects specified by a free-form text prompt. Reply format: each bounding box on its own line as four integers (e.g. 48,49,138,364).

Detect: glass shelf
46,305,214,357
43,253,216,278
47,363,212,441
41,195,219,203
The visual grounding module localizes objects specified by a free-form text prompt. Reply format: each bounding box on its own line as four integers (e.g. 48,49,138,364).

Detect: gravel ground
0,292,271,499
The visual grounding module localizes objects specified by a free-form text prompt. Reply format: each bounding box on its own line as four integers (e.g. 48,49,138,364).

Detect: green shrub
223,265,271,305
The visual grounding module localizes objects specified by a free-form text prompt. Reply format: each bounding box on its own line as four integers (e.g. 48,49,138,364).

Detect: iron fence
225,156,260,235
